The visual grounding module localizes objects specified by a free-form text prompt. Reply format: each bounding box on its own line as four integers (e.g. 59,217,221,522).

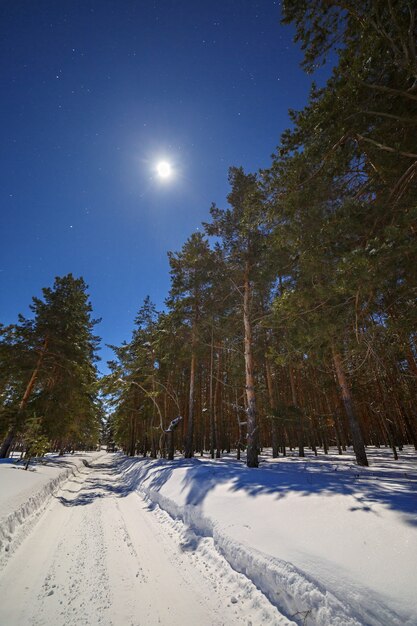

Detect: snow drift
117,447,417,626
0,452,102,567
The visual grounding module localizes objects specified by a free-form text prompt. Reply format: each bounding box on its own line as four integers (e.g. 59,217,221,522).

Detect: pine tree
22,416,50,470
167,233,216,458
205,167,272,468
264,0,417,465
0,274,100,457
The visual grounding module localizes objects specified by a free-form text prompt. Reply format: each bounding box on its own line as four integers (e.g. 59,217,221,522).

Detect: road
0,455,289,626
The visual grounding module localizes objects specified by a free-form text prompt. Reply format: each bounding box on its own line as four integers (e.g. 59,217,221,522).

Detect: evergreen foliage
22,416,50,470
0,274,101,457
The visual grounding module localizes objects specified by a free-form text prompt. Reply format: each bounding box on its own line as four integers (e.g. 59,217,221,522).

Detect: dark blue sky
1,0,326,372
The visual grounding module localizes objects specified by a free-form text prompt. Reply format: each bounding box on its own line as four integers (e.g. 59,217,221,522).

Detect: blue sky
0,0,329,372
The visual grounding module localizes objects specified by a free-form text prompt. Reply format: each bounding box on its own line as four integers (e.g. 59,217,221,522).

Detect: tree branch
362,110,417,125
355,134,417,159
361,81,417,101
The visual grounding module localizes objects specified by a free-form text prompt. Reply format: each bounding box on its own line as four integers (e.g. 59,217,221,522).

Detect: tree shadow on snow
54,455,179,507
137,451,417,525
54,459,134,506
53,451,417,525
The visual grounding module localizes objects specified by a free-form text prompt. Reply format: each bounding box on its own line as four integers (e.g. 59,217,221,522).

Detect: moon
156,161,172,179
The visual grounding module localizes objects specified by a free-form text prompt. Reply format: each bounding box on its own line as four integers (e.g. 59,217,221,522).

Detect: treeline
105,1,417,467
0,275,101,459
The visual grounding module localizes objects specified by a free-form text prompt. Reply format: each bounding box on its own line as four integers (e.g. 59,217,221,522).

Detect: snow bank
140,485,361,626
0,452,103,567
118,447,417,626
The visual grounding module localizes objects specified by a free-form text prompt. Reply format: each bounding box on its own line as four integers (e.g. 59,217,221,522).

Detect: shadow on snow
54,450,417,524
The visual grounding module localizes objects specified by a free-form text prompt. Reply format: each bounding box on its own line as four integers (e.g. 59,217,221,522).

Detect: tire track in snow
147,499,295,625
30,501,112,626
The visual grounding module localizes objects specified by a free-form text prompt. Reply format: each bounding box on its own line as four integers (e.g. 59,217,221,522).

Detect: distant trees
105,296,162,458
167,233,217,458
0,275,101,458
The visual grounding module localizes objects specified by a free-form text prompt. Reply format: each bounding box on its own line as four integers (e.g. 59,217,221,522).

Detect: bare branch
117,378,164,430
153,379,181,413
355,134,417,159
389,161,417,203
229,276,244,298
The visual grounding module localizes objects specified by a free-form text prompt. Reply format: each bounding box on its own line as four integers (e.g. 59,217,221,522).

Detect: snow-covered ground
0,451,103,567
116,447,417,626
0,447,415,625
0,454,290,626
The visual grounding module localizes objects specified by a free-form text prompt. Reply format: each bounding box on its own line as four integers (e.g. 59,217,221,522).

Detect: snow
0,446,415,625
0,451,103,567
118,446,417,626
0,454,290,626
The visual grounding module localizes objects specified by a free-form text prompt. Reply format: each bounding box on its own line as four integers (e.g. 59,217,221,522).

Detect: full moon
156,161,172,179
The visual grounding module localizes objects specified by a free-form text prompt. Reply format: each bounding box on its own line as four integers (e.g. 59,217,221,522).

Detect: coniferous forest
1,1,416,469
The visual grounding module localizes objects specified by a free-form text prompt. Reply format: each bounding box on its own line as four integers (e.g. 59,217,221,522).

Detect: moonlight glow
156,161,172,179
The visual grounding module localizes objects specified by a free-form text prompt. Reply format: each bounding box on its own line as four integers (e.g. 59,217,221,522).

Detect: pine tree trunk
167,430,174,460
0,426,17,460
289,365,304,457
213,343,222,458
236,389,243,460
322,387,342,454
128,412,136,456
150,436,157,459
209,328,215,459
398,404,417,450
265,357,279,457
185,325,197,458
332,348,368,467
375,379,399,460
243,264,258,468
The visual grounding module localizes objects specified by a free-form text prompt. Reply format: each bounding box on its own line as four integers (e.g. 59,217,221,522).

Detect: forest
1,0,416,469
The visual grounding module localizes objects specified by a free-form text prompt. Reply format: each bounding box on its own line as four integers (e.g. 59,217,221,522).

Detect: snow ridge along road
0,452,104,568
116,449,417,626
0,454,292,626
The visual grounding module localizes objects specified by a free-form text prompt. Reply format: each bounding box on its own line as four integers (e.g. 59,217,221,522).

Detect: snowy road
0,455,291,626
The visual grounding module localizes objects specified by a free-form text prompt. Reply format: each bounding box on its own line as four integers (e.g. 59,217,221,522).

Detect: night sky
1,1,328,372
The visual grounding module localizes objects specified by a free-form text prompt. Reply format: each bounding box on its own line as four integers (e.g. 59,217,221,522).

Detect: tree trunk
265,357,279,458
167,431,174,460
289,365,304,457
184,324,197,458
128,412,136,456
235,390,243,461
243,263,258,468
209,327,215,459
332,348,368,467
213,343,222,459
